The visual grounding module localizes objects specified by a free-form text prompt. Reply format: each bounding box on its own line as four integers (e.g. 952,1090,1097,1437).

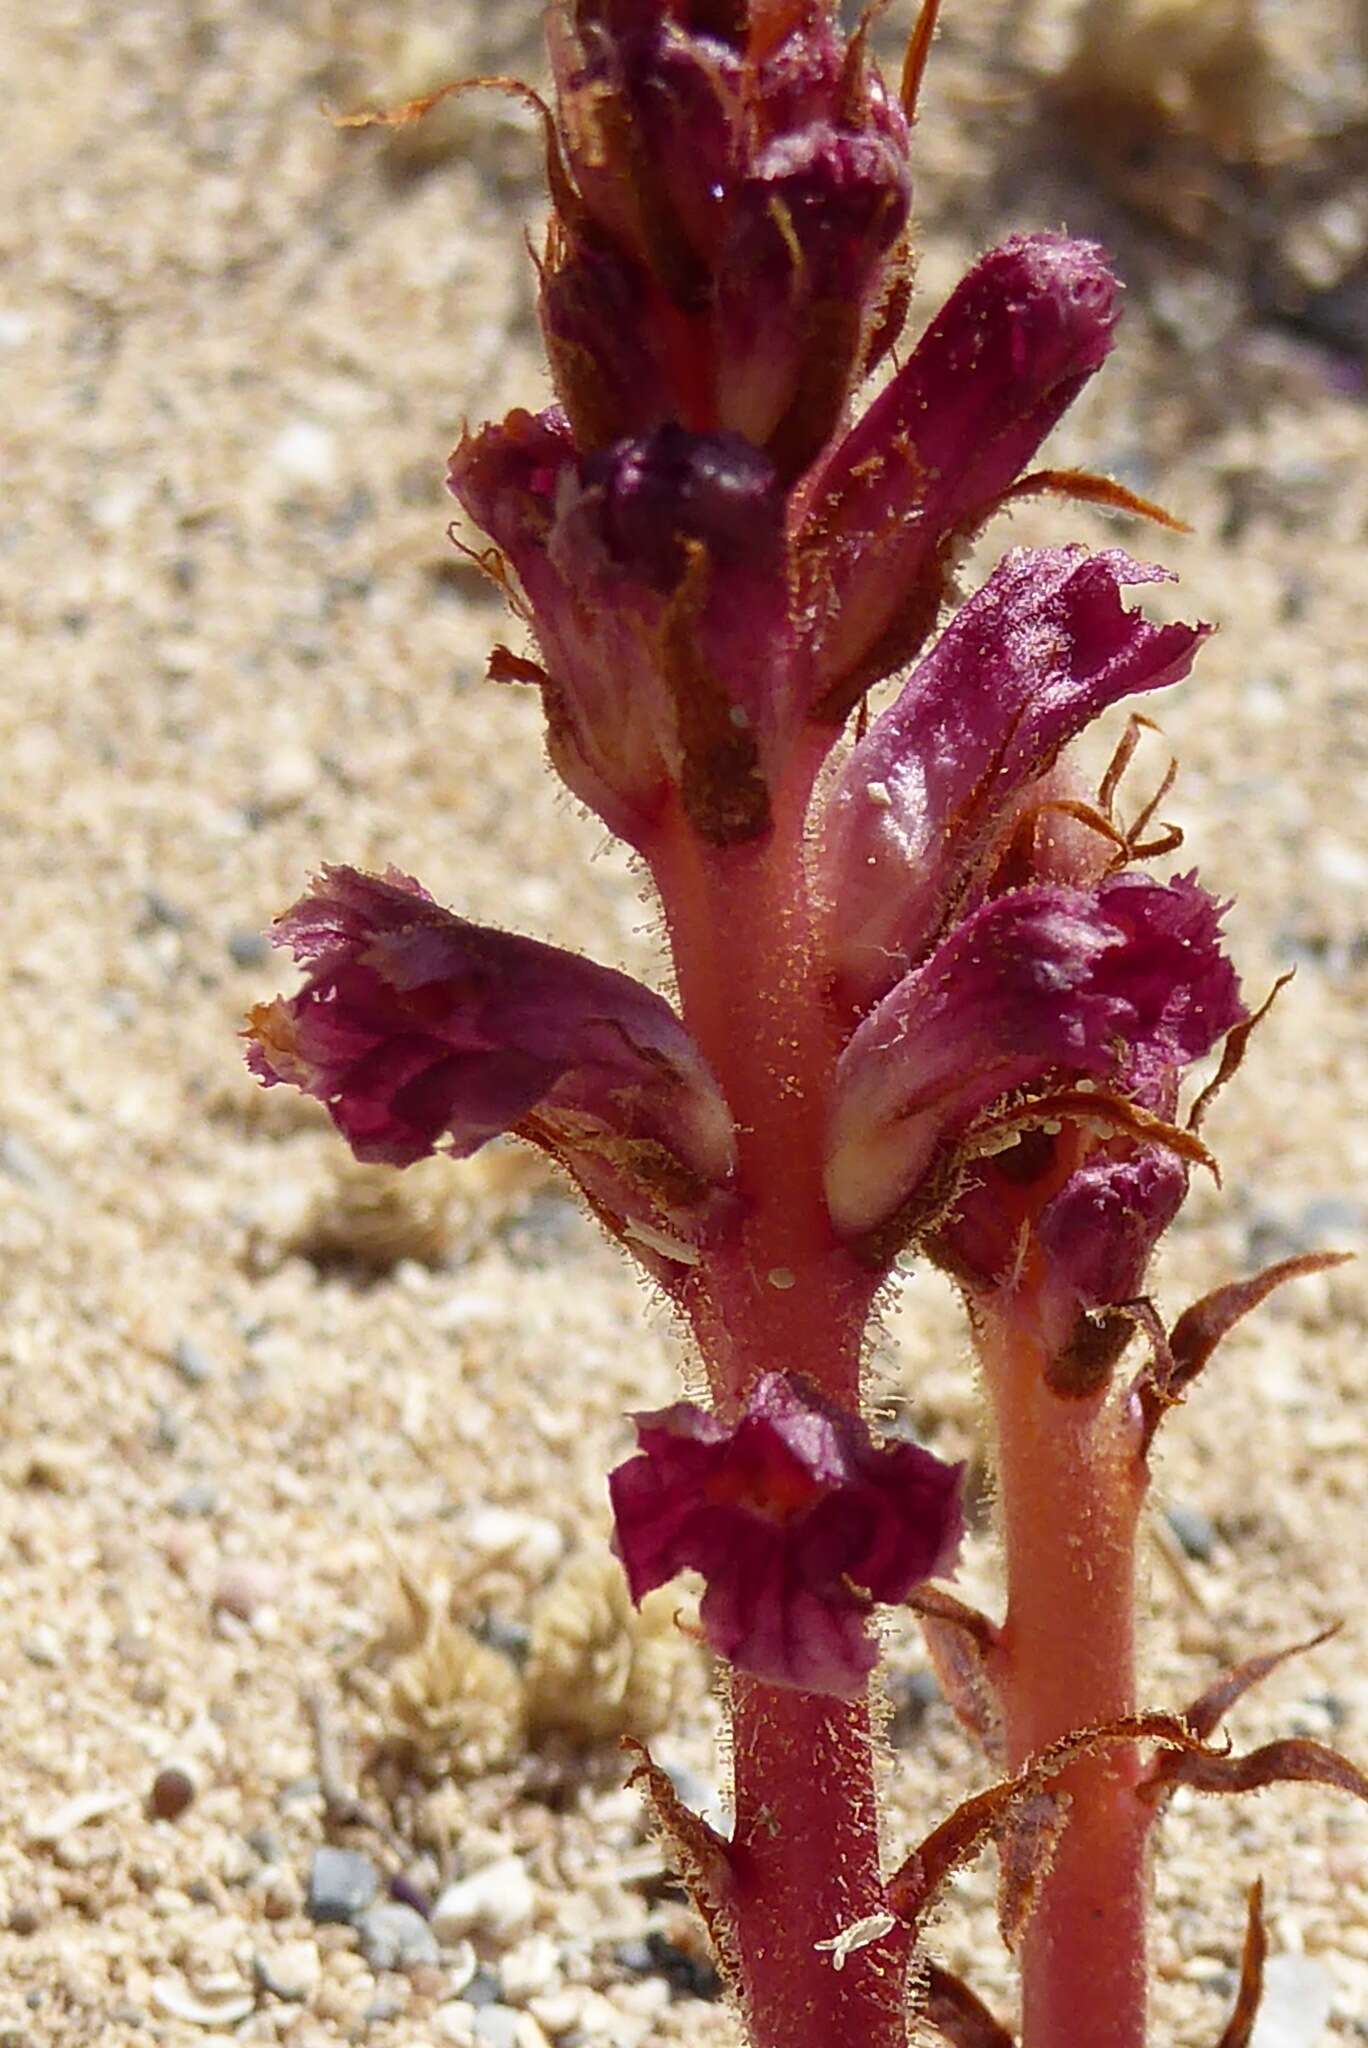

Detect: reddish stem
647,759,910,2048
980,1305,1155,2048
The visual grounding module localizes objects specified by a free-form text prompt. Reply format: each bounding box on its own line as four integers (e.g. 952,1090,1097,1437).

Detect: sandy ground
2,3,1366,2045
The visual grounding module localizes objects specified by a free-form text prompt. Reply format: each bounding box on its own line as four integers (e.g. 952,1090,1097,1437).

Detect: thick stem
980,1307,1154,2048
646,762,909,2047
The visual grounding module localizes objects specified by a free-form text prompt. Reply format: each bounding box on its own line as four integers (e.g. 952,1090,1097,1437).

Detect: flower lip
610,1371,964,1697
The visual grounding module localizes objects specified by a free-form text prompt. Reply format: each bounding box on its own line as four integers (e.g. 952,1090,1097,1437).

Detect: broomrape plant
248,4,1365,2042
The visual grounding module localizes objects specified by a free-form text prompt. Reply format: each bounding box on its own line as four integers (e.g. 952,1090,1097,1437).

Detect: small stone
498,1933,559,2002
432,1859,535,1943
150,1978,255,2027
355,1901,440,1972
473,2006,546,2048
307,1846,380,1926
25,1790,126,1845
148,1765,197,1822
226,929,270,969
1165,1503,1218,1562
170,1481,218,1518
253,744,318,818
463,1966,504,2009
253,1939,321,2002
464,1508,564,1580
171,1337,216,1387
211,1559,280,1622
1250,1954,1334,2048
269,419,337,488
22,1627,62,1669
434,2002,478,2045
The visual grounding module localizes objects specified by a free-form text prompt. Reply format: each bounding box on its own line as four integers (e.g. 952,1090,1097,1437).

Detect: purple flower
824,873,1241,1244
819,546,1209,1010
797,235,1121,718
543,0,912,475
245,866,735,1269
610,1373,963,1698
450,415,787,846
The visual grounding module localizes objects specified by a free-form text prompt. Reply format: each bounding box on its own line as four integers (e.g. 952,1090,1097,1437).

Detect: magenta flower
542,0,912,475
824,872,1242,1245
610,1371,963,1698
819,546,1209,1010
245,865,735,1269
797,235,1122,717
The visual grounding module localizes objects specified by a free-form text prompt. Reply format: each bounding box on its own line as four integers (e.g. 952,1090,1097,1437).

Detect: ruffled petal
610,1373,963,1697
245,867,735,1252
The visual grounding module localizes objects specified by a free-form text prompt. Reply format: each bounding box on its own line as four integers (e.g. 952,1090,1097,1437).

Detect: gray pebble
1300,1195,1362,1242
1250,1953,1333,2048
169,1481,218,1518
473,2008,525,2048
227,929,270,968
307,1845,380,1926
355,1901,439,1971
172,1337,216,1387
464,1966,504,2009
1165,1503,1218,1562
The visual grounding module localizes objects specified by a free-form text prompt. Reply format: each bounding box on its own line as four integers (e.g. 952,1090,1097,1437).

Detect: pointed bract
610,1372,963,1697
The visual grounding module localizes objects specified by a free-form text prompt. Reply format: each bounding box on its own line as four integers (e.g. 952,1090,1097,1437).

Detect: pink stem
647,763,910,2048
980,1306,1154,2048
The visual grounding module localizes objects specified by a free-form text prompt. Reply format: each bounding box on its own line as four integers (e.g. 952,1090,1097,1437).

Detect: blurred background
1,4,1365,2045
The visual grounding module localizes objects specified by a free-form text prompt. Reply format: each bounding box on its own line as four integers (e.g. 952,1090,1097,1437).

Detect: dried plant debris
1053,0,1368,334
365,1567,527,1779
289,1155,464,1271
359,1543,697,1780
527,1550,699,1746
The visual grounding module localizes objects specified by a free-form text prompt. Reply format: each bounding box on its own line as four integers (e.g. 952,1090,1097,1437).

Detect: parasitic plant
248,4,1366,2043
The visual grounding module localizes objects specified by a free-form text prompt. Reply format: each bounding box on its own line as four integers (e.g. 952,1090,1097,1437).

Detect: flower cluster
249,0,1246,1700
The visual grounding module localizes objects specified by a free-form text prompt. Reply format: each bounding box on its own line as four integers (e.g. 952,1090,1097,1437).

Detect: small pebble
269,419,337,488
473,2006,546,2048
463,1966,505,2009
148,1764,197,1822
253,1939,321,2002
355,1901,440,1972
434,2003,478,2045
226,929,270,969
307,1846,381,1926
211,1559,280,1622
432,1859,535,1942
887,1667,942,1744
171,1337,216,1387
1165,1503,1218,1562
169,1481,218,1519
464,1507,564,1579
22,1627,63,1669
1251,1953,1334,2048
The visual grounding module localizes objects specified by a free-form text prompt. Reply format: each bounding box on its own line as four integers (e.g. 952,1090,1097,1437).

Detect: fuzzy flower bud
610,1371,963,1697
543,0,912,475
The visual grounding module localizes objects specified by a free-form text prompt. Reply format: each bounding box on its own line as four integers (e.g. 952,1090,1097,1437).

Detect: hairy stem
647,759,910,2046
981,1306,1153,2048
